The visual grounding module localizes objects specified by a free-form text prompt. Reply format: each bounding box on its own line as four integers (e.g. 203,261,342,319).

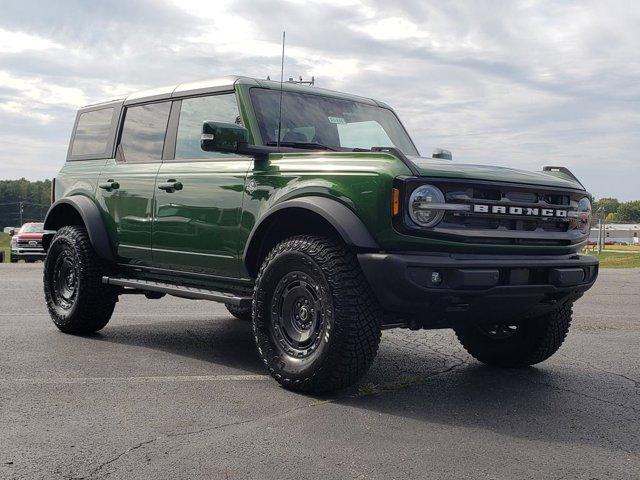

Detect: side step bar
102,276,251,307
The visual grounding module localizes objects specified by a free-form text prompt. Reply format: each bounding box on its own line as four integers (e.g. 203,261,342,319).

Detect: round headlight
408,184,446,227
576,197,592,233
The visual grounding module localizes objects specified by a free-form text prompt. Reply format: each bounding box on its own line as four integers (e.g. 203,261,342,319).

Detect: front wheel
252,235,382,393
454,302,573,367
43,225,118,334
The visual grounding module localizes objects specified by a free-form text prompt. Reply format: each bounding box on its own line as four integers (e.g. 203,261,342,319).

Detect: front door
152,93,251,277
96,101,171,265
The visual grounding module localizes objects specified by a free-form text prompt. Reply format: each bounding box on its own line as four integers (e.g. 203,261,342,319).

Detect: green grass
584,244,640,253
0,232,10,263
603,244,640,252
591,251,640,268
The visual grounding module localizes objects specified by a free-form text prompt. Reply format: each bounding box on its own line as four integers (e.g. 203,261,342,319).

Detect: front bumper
11,248,46,261
358,252,598,327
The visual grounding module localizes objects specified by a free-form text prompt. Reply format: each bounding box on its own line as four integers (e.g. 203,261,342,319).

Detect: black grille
439,183,579,234
442,212,569,233
17,239,42,247
397,178,589,248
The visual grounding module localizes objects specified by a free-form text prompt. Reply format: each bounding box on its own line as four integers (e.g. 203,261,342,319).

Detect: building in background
589,224,640,245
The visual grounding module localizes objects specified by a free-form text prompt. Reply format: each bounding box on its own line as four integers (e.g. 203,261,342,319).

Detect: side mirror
432,148,452,160
201,121,249,153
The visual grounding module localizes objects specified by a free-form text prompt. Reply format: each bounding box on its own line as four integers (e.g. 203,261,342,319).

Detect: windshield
250,88,418,155
19,223,44,233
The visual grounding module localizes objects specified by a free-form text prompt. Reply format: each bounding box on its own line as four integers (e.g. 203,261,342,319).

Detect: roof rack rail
266,75,315,86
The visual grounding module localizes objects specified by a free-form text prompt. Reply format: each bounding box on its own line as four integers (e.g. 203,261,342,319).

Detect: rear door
96,101,171,265
152,92,251,277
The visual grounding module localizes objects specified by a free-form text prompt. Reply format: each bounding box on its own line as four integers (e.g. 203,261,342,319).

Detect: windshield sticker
327,116,346,124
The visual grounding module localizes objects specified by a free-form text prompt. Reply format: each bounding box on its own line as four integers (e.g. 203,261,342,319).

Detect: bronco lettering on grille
473,204,568,218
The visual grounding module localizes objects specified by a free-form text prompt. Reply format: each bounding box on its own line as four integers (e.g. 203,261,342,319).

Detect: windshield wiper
265,141,337,151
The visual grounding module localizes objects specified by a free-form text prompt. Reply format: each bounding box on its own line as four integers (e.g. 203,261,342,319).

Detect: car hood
407,156,585,191
16,233,43,240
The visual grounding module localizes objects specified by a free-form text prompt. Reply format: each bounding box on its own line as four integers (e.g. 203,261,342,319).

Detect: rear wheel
43,226,118,334
252,235,382,393
454,302,573,367
225,303,252,322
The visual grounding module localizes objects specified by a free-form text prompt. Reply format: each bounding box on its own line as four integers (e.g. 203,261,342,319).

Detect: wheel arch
43,196,115,262
243,196,379,278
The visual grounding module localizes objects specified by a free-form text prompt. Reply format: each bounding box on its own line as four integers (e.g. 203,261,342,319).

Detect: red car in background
10,223,48,263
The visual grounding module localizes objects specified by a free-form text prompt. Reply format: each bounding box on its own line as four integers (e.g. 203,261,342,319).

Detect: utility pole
597,207,604,254
19,201,24,226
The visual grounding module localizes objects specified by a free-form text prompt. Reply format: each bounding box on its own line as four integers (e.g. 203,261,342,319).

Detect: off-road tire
225,303,252,322
252,235,382,393
43,225,118,334
455,302,573,367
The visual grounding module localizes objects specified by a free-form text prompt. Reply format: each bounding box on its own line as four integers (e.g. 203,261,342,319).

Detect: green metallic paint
235,83,260,144
407,156,584,190
239,152,408,258
153,157,252,277
53,78,592,289
237,151,587,269
95,159,160,265
55,159,107,201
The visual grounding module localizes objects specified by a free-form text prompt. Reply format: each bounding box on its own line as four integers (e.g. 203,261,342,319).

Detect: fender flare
243,196,380,268
43,196,115,262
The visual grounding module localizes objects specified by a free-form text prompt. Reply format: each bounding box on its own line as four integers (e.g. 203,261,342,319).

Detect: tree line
0,179,52,229
593,198,640,223
1,178,638,230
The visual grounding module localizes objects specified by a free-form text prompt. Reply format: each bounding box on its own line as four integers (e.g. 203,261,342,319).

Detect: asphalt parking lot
0,264,638,480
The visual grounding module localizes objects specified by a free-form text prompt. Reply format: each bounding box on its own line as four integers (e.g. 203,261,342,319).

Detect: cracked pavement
0,265,638,479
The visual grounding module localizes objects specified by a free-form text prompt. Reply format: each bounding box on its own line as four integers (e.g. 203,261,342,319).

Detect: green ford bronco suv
43,75,598,393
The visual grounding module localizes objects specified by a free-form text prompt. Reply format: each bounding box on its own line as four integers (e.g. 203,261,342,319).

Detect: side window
119,102,171,163
175,93,241,160
71,107,115,156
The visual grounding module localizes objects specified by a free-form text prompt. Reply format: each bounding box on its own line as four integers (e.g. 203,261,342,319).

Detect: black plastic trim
358,251,599,324
102,276,251,307
243,196,380,266
162,100,181,161
43,196,115,261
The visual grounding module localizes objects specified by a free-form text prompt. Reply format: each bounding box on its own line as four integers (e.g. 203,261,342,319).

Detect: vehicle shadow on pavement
90,319,637,454
93,317,265,374
340,358,638,455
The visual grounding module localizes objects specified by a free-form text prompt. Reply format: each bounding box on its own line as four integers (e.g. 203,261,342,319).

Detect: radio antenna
276,31,285,150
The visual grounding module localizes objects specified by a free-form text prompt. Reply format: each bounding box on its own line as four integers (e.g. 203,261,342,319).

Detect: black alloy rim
478,323,519,339
270,271,326,358
52,249,78,310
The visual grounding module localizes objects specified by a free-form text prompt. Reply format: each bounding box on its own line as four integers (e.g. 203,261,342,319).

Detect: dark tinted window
119,102,171,163
71,107,114,156
175,94,241,159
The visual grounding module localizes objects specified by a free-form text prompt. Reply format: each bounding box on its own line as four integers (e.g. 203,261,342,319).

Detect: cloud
0,0,638,200
0,28,62,53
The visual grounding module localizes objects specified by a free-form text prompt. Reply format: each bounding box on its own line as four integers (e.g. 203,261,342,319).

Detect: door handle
98,180,119,191
157,180,183,192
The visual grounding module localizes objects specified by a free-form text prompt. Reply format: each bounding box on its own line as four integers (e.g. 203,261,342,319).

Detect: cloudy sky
0,0,638,200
